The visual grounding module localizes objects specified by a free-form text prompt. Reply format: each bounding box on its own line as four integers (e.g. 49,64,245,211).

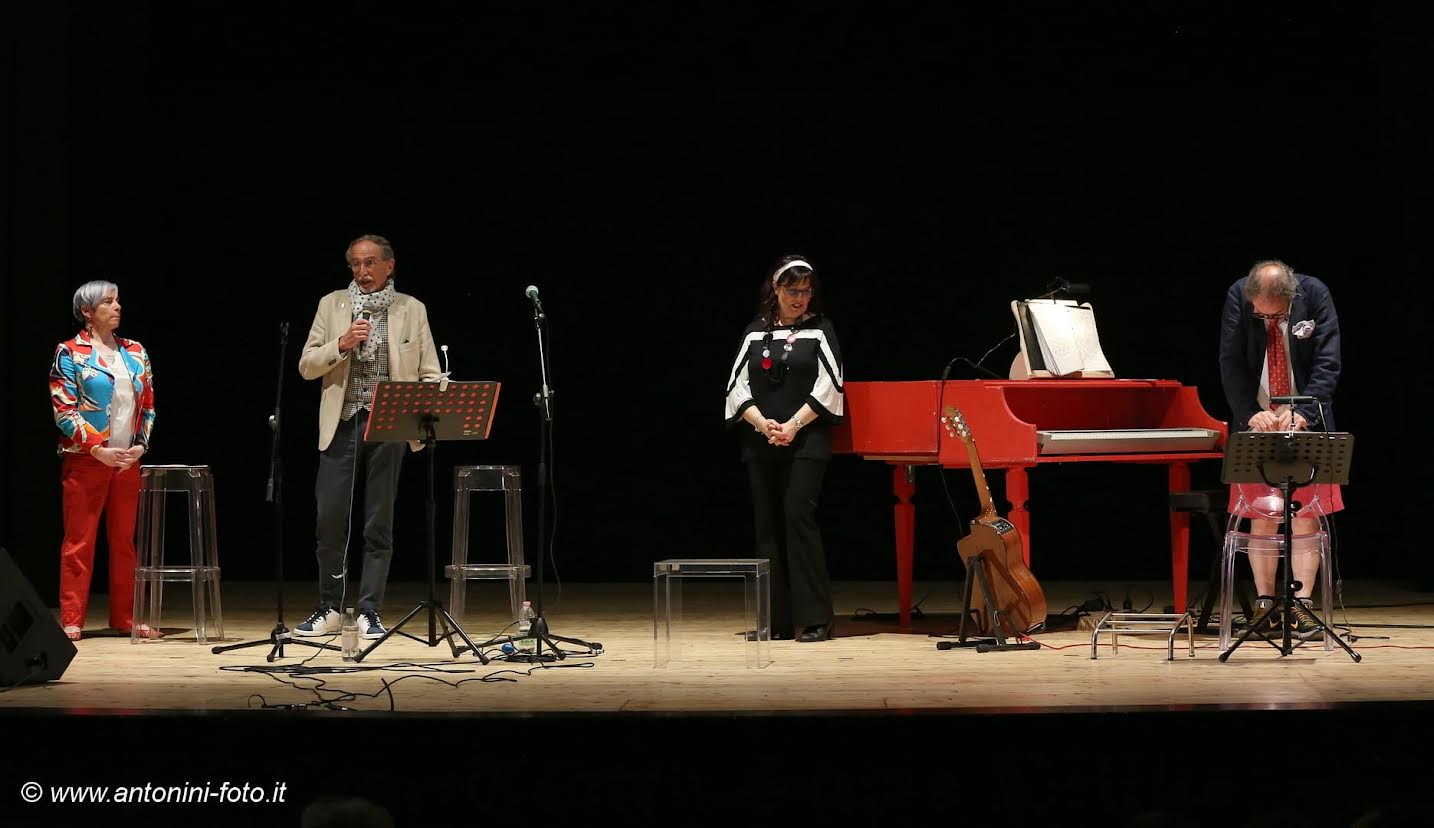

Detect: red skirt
1228,482,1344,520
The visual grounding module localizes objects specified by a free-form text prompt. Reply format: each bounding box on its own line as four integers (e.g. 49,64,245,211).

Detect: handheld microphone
525,284,545,317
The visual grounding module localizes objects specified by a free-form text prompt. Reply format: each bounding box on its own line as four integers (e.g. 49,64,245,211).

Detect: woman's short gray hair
73,280,119,323
1243,260,1297,302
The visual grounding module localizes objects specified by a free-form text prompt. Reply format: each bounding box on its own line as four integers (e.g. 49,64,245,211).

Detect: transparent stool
1218,490,1334,653
445,465,529,625
653,559,770,669
131,465,224,644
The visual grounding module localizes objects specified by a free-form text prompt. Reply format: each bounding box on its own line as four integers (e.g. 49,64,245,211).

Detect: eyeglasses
1252,311,1289,322
348,257,386,272
779,286,813,299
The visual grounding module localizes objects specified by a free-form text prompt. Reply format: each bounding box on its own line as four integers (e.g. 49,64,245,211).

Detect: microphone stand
214,322,339,660
491,296,600,659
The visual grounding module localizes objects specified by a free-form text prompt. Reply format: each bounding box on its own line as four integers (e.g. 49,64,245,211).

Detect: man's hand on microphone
339,319,371,353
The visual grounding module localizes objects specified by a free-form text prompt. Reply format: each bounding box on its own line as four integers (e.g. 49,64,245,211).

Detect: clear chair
653,558,771,669
445,465,529,626
131,465,224,644
1218,487,1334,653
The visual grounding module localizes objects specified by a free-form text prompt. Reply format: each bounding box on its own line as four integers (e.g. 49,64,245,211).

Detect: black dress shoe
798,620,835,642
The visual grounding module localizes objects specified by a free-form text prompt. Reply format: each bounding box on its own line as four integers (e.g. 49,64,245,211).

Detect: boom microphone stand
477,287,601,660
213,322,339,660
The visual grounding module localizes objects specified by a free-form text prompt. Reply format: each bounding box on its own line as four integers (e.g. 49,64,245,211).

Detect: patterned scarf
347,279,398,362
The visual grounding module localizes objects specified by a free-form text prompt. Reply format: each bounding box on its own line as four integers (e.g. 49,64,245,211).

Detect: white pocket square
1292,320,1315,339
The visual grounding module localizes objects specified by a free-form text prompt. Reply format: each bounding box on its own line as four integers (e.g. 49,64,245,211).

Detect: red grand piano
832,379,1228,627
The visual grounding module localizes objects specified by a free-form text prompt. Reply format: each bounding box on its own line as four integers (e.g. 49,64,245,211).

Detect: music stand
1217,430,1360,662
351,379,500,664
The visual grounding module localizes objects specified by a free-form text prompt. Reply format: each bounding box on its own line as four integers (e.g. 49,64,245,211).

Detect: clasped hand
1248,409,1308,433
760,419,799,447
93,444,145,471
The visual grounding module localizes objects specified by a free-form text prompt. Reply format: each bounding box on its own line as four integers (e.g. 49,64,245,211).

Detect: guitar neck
963,439,1000,521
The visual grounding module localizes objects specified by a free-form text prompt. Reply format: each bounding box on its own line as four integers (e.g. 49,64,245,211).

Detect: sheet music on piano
1010,300,1115,379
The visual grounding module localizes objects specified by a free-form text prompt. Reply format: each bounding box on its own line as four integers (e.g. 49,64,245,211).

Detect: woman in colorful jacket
50,281,161,640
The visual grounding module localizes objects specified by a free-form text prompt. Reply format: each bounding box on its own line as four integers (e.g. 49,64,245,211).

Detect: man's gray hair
347,234,395,261
72,280,119,323
1243,259,1297,302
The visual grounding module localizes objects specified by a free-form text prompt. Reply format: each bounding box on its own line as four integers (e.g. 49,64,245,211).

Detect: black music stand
1217,430,1360,662
351,379,500,664
213,322,340,660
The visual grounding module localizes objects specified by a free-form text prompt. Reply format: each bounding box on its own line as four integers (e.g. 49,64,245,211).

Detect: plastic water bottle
517,601,535,650
341,607,359,660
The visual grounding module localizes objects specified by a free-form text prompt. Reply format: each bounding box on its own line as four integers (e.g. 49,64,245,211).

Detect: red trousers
59,453,140,630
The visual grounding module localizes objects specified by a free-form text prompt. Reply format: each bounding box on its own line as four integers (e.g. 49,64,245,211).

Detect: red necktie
1266,317,1290,409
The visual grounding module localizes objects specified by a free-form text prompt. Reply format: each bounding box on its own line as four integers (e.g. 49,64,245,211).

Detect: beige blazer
299,289,442,451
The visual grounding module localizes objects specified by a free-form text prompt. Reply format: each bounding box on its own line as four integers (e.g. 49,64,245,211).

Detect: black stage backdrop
4,3,1432,604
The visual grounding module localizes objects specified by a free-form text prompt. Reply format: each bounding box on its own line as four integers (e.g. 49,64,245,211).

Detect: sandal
134,624,164,639
115,624,165,639
63,625,82,641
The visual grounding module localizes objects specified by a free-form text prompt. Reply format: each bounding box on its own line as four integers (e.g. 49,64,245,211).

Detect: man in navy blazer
1220,261,1341,434
1218,259,1343,640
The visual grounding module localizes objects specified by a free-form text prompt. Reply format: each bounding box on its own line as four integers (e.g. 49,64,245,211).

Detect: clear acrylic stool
445,465,529,624
131,465,224,644
653,558,771,669
1218,528,1334,653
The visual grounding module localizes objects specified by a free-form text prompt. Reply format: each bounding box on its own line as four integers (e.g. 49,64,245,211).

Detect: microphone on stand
1041,278,1093,298
525,285,545,318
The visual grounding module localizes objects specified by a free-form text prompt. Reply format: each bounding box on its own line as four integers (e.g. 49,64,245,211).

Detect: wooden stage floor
6,580,1434,826
5,578,1433,715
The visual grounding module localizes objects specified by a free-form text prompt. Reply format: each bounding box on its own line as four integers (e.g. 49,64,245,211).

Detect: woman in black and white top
724,255,845,642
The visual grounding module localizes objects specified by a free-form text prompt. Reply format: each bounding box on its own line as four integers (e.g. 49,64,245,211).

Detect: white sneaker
358,609,387,640
295,606,342,636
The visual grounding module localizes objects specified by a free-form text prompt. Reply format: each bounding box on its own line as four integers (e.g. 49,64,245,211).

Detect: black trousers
746,457,832,634
314,409,406,613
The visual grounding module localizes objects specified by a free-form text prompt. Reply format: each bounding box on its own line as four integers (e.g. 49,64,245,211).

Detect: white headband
772,260,812,285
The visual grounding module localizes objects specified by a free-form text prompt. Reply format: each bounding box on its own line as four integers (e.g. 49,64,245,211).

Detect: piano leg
1004,467,1032,567
892,464,916,629
1168,462,1191,613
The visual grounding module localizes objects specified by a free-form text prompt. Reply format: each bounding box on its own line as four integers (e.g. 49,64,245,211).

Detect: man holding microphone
295,234,441,639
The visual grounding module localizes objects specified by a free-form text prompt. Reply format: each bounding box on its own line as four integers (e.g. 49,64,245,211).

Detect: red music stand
352,380,500,663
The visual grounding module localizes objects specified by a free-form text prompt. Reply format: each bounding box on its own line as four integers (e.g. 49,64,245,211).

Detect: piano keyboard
1035,428,1221,455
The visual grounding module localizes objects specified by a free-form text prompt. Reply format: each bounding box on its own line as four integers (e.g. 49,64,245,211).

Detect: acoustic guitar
941,406,1049,635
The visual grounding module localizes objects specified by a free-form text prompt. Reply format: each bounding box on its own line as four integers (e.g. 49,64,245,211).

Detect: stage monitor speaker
0,547,77,688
